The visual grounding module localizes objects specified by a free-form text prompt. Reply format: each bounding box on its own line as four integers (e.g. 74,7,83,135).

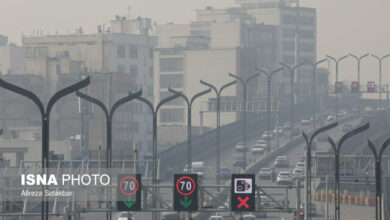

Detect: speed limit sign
173,174,198,211
117,174,141,211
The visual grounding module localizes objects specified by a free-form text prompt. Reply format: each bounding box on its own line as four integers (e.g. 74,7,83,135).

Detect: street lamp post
304,59,327,130
349,53,369,112
327,55,349,120
228,73,261,169
371,54,390,110
200,80,236,186
279,62,305,136
328,123,370,220
302,122,338,220
77,90,142,220
367,137,390,220
131,92,180,220
0,77,90,220
256,68,283,152
168,88,211,173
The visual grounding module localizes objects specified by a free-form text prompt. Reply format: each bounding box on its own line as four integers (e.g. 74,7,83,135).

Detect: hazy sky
1,0,390,85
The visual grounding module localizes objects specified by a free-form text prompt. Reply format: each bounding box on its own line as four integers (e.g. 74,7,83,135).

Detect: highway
82,105,386,220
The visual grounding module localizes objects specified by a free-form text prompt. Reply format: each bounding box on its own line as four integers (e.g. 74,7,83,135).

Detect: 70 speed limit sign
117,174,141,211
173,174,198,211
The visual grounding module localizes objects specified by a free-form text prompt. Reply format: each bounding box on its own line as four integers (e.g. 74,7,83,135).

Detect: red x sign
237,196,249,208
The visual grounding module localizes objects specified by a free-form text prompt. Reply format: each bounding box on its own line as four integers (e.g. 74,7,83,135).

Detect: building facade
0,35,25,75
21,17,157,157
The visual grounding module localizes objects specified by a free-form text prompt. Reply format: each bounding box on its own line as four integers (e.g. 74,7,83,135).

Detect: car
283,122,292,131
317,132,328,142
327,115,336,122
161,212,181,220
277,171,293,185
208,216,223,220
342,123,354,132
252,144,265,155
273,126,284,135
274,156,289,167
292,168,304,180
235,142,245,152
337,109,348,117
295,162,305,170
117,212,136,220
218,211,234,220
262,131,273,140
258,168,276,180
364,106,374,112
377,106,385,111
300,202,317,216
290,127,301,138
233,159,245,168
242,215,256,220
361,115,370,124
300,119,311,127
218,167,231,180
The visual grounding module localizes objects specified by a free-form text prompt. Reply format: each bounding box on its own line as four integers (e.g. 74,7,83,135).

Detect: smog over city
0,0,389,220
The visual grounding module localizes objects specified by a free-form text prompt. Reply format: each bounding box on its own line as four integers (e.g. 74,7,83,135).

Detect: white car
295,162,305,170
117,212,136,220
235,142,245,152
242,214,256,220
292,168,304,180
252,144,265,155
262,131,273,140
277,171,293,185
274,156,289,167
208,216,223,220
364,106,374,112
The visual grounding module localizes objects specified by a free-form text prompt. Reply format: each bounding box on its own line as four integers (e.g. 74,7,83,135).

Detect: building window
160,58,183,72
117,45,126,58
130,65,138,75
282,15,315,26
149,66,154,78
283,29,315,39
160,109,185,123
149,48,154,59
160,74,184,89
117,64,125,73
282,41,295,51
300,43,315,52
147,85,153,97
131,121,139,133
282,55,295,65
129,46,138,59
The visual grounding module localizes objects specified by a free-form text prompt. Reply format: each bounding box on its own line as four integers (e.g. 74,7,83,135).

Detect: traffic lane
256,118,363,220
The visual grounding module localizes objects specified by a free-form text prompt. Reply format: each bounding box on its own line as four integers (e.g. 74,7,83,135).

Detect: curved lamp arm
367,140,378,159
77,90,109,119
379,136,390,159
168,88,189,105
47,77,90,115
311,122,338,143
0,78,45,116
219,80,237,95
156,93,181,112
110,90,142,117
338,122,369,151
190,89,211,105
200,80,218,95
328,136,337,154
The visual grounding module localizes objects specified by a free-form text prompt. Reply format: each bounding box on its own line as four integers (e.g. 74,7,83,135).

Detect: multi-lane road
85,111,375,220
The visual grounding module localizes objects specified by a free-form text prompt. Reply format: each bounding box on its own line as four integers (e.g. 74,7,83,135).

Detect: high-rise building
154,20,276,128
0,35,25,75
21,17,157,157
